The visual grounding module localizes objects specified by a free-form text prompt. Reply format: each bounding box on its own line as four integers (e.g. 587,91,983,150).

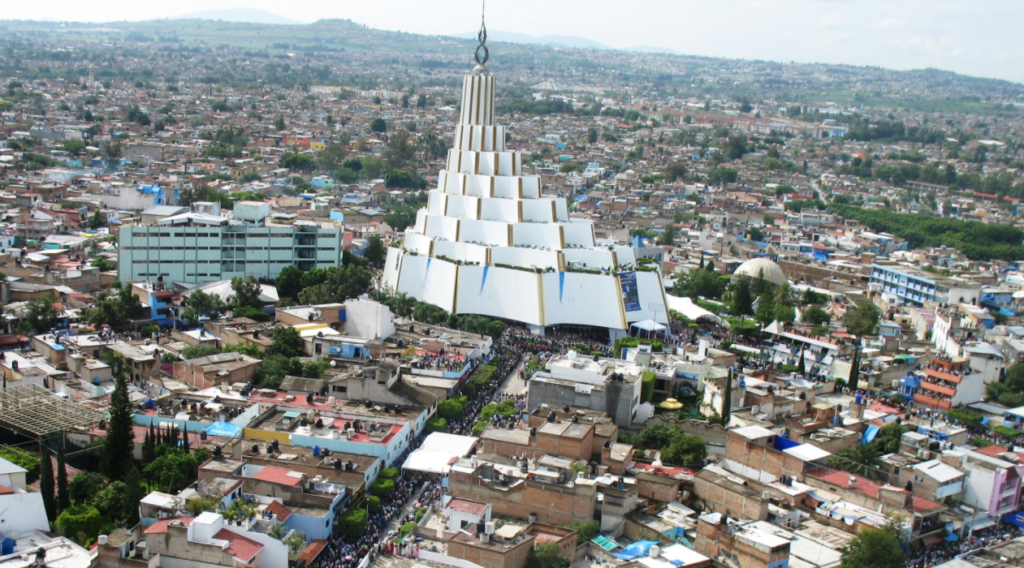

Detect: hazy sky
6,0,1023,84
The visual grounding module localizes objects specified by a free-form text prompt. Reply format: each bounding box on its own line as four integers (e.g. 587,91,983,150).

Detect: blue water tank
738,379,746,389
313,446,320,457
855,394,863,404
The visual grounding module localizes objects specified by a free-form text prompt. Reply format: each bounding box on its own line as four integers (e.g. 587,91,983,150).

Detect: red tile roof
807,469,941,513
975,444,1008,457
446,498,488,516
253,466,303,487
265,500,292,522
298,539,328,565
145,517,195,534
214,529,263,562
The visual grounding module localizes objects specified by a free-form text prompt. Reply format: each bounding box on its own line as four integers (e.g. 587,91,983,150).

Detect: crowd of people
906,524,1021,568
319,324,567,568
318,444,443,568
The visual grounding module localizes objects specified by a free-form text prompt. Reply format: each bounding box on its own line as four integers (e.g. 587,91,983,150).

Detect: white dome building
381,51,669,338
731,257,788,287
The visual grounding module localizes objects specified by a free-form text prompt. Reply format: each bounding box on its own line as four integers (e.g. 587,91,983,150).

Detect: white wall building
381,64,668,338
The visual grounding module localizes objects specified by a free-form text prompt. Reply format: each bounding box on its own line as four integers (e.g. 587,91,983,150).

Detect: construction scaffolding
0,384,107,439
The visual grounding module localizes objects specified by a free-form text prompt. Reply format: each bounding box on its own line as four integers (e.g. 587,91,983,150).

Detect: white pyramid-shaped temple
382,64,669,337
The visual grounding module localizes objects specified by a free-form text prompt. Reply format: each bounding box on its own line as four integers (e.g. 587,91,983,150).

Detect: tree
661,224,677,246
729,276,754,316
755,294,776,327
802,306,831,326
88,282,142,328
829,443,882,480
364,235,387,266
721,369,733,425
69,472,104,504
763,213,775,226
568,520,600,544
661,434,707,468
103,368,135,482
124,468,145,525
274,115,285,131
281,153,316,173
587,127,598,144
673,269,726,300
848,348,861,391
801,288,822,305
526,543,570,568
21,294,60,334
370,478,396,497
274,266,304,301
338,508,367,538
144,449,200,492
709,167,738,186
369,118,387,133
840,524,906,568
437,399,465,421
55,504,103,546
254,354,301,389
383,130,415,171
634,424,675,449
844,304,880,337
56,444,70,512
230,275,264,309
270,326,303,358
39,447,56,521
876,423,906,454
317,144,348,173
384,169,424,189
665,161,687,182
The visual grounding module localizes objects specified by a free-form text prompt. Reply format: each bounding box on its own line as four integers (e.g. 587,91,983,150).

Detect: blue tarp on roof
204,421,243,438
773,436,801,452
981,417,991,425
862,425,880,444
613,541,660,560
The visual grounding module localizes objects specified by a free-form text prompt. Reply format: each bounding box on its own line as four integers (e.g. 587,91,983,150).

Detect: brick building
448,456,597,526
172,352,260,389
695,513,791,568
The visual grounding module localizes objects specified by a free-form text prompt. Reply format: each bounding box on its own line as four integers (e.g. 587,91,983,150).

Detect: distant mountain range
170,8,302,25
451,30,680,56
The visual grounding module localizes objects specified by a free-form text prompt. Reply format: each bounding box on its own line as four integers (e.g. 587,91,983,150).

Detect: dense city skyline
3,0,1023,83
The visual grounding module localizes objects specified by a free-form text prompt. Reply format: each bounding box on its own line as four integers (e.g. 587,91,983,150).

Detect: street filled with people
319,314,1024,568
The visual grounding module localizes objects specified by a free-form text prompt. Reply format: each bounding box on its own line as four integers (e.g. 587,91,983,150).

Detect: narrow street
496,355,528,396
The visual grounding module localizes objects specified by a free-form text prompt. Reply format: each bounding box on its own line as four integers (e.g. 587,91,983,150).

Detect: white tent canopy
401,432,478,475
631,319,666,332
666,294,726,327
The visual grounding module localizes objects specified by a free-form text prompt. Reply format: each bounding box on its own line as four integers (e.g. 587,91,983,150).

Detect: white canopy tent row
665,294,728,328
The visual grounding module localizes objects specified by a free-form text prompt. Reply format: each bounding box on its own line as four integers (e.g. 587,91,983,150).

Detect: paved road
496,355,528,396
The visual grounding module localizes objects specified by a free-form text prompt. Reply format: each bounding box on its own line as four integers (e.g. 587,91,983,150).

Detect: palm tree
829,443,884,481
775,283,793,307
390,293,416,318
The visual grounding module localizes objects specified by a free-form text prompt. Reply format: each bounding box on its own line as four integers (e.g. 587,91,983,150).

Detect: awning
631,319,666,332
1003,512,1024,529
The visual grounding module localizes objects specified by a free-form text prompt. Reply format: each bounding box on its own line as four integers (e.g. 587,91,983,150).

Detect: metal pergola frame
0,384,107,439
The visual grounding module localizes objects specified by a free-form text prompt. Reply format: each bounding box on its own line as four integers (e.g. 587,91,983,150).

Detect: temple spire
474,0,489,73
